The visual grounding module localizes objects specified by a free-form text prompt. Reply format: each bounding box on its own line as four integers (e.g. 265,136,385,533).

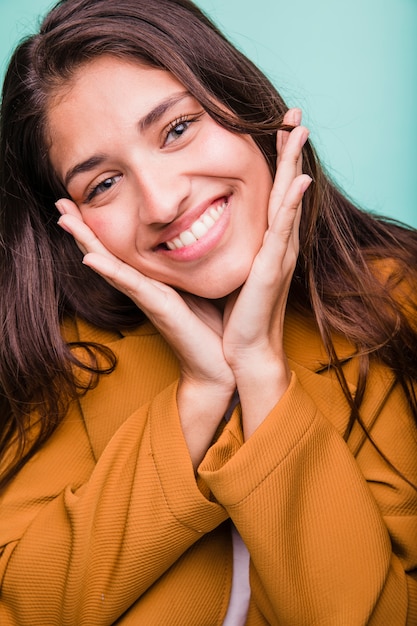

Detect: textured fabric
0,308,416,625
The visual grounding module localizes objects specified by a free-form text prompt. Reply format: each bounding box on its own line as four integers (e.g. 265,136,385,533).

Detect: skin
50,56,312,468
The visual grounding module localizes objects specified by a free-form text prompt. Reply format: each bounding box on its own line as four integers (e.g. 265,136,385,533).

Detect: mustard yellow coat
0,310,416,625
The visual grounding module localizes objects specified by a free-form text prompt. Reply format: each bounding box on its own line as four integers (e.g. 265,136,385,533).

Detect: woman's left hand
222,109,312,438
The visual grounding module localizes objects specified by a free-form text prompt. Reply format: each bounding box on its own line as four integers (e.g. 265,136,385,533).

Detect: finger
55,198,83,219
56,198,115,258
269,126,309,224
223,174,309,347
268,174,311,241
285,110,304,180
84,251,231,385
81,253,219,341
82,251,172,313
55,202,231,384
255,174,312,287
276,107,302,155
275,113,304,233
275,125,308,186
83,253,215,352
284,107,302,127
57,209,224,356
57,212,115,260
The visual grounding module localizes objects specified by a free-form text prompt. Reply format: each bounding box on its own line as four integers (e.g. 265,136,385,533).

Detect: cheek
201,131,273,216
194,125,258,175
81,211,134,255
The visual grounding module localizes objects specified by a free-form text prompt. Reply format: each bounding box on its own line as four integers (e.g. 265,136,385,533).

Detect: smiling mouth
162,199,228,250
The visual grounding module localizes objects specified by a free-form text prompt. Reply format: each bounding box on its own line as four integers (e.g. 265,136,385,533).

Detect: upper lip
152,194,229,249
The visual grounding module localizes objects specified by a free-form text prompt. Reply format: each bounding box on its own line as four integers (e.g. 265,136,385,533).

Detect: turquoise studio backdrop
1,0,416,227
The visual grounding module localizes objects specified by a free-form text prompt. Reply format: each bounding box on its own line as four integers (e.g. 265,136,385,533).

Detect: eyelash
84,112,203,202
85,174,122,203
163,113,202,145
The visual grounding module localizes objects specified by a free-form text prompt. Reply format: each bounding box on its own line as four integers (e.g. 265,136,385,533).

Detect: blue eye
165,118,192,145
164,112,204,146
86,174,122,202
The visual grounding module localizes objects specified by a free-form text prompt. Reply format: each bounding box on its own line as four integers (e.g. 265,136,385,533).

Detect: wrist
233,355,291,439
176,377,236,469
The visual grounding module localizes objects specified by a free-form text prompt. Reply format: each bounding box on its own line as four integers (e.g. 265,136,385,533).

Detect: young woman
0,0,416,624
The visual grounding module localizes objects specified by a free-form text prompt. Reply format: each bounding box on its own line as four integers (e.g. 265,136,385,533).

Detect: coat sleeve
0,382,227,625
199,372,417,626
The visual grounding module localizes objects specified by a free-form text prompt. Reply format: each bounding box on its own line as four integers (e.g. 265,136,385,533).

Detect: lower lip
158,199,231,262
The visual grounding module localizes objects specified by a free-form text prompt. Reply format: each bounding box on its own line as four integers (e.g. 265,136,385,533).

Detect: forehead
47,56,188,175
48,55,185,117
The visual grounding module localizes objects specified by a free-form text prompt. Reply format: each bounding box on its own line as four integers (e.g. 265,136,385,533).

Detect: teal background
1,0,416,227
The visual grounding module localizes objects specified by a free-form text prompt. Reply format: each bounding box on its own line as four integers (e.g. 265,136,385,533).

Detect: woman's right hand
56,205,235,468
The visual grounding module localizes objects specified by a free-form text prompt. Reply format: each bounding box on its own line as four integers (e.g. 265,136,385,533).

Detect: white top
223,525,251,625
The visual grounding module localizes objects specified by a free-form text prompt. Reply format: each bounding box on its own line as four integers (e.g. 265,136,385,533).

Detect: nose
133,158,191,226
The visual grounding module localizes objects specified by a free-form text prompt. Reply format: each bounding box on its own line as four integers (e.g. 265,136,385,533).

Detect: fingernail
55,200,65,215
301,176,313,192
293,108,302,125
56,216,73,235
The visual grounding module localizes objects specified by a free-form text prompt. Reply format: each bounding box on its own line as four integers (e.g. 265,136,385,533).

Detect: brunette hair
1,0,417,489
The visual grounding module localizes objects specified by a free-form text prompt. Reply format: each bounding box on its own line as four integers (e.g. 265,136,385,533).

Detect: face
48,56,273,298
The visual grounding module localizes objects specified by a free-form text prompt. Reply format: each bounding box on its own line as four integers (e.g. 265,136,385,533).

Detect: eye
163,113,203,146
85,174,122,202
164,117,192,145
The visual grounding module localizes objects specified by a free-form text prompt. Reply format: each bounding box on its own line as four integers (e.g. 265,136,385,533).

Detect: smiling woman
0,1,417,625
49,57,273,295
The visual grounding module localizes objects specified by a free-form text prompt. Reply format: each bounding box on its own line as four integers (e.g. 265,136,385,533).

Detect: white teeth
191,220,208,239
164,201,227,250
202,214,215,229
166,237,184,250
210,207,221,221
179,230,196,246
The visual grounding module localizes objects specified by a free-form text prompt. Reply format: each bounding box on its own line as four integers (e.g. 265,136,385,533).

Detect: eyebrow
63,90,191,188
64,155,107,188
139,91,190,131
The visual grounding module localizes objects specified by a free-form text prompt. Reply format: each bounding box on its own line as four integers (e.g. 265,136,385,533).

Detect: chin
176,270,249,299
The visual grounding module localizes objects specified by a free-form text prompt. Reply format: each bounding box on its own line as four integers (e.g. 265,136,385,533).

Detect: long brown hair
1,0,417,489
